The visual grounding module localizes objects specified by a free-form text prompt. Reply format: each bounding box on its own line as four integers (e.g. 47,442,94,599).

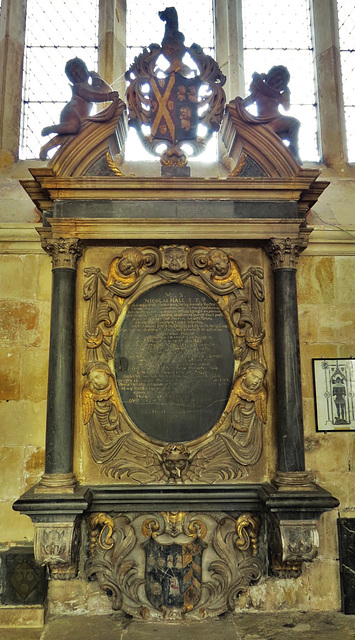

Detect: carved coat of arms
144,537,206,612
125,7,226,171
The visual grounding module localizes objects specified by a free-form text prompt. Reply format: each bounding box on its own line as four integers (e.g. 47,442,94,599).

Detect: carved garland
82,245,267,482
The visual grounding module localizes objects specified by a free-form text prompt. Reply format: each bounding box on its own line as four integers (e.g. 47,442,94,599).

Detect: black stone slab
54,199,298,219
87,484,263,513
338,518,355,614
13,483,338,520
115,283,234,442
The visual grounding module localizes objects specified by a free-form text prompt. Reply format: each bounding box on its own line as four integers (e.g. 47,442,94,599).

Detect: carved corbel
266,229,312,270
270,516,319,578
34,518,81,580
41,236,83,270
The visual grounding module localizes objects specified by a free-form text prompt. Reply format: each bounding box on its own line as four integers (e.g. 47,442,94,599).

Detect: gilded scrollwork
83,247,161,361
235,513,261,556
199,514,262,615
82,245,267,482
86,514,143,612
141,512,207,541
88,513,115,556
85,511,262,619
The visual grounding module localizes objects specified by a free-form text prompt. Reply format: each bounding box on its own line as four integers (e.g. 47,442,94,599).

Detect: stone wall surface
0,227,50,545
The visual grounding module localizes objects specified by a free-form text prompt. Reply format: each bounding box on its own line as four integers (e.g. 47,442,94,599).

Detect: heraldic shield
150,74,202,144
125,7,226,172
144,537,206,612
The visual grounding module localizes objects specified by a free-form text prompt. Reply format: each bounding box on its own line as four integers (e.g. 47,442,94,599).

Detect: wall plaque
114,283,234,442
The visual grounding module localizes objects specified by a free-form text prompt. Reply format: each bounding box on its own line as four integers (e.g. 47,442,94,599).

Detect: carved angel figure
106,248,145,288
40,57,119,159
222,360,267,468
232,360,267,428
243,65,301,162
82,362,127,464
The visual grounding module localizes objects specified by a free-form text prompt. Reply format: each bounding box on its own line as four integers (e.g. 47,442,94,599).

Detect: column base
34,472,78,494
272,470,316,492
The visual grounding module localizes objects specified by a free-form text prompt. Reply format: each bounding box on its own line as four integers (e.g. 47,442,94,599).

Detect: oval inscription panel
115,283,234,442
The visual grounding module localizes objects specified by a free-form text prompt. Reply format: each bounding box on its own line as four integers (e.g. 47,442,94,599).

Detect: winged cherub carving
82,362,127,464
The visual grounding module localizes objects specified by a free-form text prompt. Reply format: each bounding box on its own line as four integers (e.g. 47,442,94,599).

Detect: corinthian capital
42,237,83,269
266,229,311,270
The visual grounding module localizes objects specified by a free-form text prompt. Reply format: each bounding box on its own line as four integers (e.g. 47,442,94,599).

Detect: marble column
266,233,311,487
38,237,83,492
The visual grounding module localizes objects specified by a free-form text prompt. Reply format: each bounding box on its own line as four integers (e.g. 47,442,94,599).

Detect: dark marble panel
0,547,46,605
115,283,234,442
54,199,298,219
238,156,266,177
338,518,355,614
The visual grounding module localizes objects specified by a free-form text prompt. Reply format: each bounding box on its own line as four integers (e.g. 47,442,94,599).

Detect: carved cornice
41,236,83,269
39,217,306,242
20,169,326,215
266,228,312,270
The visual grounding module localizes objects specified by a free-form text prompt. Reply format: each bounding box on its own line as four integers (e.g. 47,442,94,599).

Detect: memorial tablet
115,283,234,442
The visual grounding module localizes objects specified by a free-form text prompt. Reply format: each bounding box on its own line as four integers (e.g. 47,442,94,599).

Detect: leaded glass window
338,0,355,162
20,0,99,159
242,0,318,162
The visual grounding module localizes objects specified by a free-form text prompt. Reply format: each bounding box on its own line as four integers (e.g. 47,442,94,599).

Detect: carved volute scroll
86,510,262,618
82,245,267,483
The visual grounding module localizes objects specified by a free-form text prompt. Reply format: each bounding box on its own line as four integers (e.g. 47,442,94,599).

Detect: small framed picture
312,358,355,432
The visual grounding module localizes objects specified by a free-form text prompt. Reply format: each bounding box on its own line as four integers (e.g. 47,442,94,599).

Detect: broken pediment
40,99,128,178
221,97,301,178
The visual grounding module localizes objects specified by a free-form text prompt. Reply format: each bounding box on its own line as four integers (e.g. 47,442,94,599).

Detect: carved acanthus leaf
266,232,311,270
42,237,83,269
34,519,80,580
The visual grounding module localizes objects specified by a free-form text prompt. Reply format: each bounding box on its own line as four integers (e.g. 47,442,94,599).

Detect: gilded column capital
266,228,312,270
42,237,83,269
